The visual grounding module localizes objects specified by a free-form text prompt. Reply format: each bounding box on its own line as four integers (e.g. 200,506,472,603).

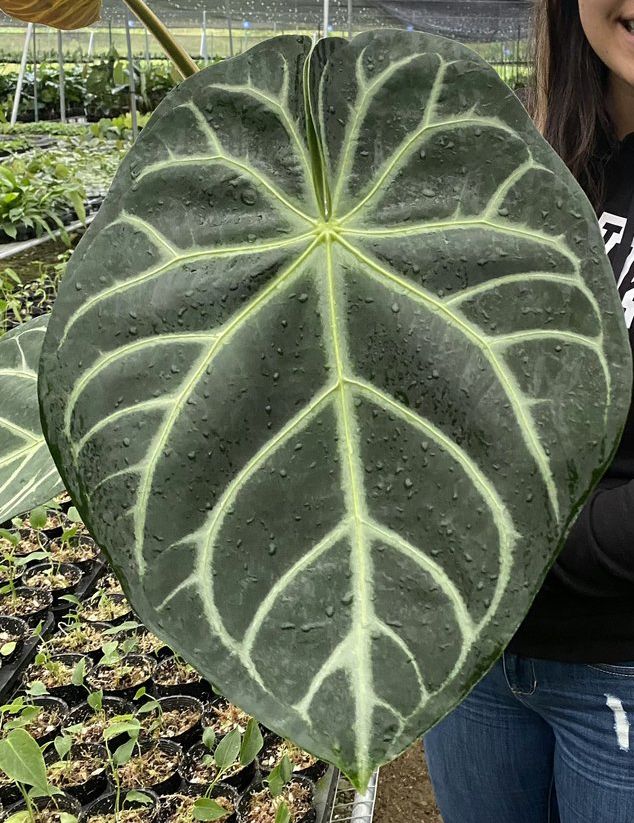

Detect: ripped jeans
424,653,634,823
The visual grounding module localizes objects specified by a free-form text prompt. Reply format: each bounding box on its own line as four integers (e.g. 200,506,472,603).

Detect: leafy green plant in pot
174,720,263,821
237,756,311,823
135,692,203,748
180,721,261,796
0,584,52,626
258,735,328,786
152,654,209,698
0,694,69,745
44,735,108,805
49,619,113,658
79,593,132,626
66,690,135,747
84,642,156,699
114,735,182,796
0,727,78,820
22,652,93,704
0,537,49,605
92,716,158,822
23,561,83,605
79,787,158,823
0,18,630,791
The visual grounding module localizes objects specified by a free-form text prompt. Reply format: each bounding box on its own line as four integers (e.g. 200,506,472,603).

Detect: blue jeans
424,653,634,822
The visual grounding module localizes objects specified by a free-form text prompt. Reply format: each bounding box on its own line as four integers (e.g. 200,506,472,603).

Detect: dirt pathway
374,742,443,823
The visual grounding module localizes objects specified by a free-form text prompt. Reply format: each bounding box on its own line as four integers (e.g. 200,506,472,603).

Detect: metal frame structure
329,771,379,823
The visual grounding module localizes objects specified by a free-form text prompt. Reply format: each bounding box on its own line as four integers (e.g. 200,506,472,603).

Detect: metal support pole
11,24,33,127
108,17,113,51
348,0,353,38
226,2,234,57
57,29,66,123
323,0,329,36
200,11,208,62
144,27,150,65
32,24,38,123
87,30,95,57
125,10,139,140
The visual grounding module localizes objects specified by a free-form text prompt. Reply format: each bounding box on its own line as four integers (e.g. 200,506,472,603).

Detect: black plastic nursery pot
0,612,54,700
45,742,108,804
81,592,133,625
1,528,49,558
141,694,203,749
179,742,256,793
68,695,135,746
237,777,317,823
4,790,81,821
112,624,169,659
23,561,84,604
0,614,29,665
152,656,211,699
57,491,73,513
95,572,124,597
116,738,183,796
0,585,53,625
49,620,113,659
202,698,253,738
85,653,157,700
258,734,329,785
0,567,24,589
26,695,70,744
22,652,93,705
79,787,160,822
160,782,240,823
48,534,101,570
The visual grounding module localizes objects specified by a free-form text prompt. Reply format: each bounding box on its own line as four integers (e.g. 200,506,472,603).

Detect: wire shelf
329,770,379,823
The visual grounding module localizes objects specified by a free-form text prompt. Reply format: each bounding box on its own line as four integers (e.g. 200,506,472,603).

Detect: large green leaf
0,316,63,523
0,729,48,791
39,31,632,788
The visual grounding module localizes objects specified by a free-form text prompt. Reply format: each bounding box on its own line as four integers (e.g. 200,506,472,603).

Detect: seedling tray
0,555,106,702
0,610,54,700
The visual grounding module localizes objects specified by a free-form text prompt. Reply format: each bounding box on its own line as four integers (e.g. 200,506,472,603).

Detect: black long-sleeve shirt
509,132,634,662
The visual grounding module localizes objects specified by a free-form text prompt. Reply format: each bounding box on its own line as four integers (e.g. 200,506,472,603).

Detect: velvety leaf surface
39,32,632,788
0,316,63,523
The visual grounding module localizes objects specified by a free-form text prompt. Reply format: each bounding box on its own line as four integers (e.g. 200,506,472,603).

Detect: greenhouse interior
1,0,632,821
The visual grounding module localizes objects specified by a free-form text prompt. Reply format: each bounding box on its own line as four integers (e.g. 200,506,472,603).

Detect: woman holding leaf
425,0,634,820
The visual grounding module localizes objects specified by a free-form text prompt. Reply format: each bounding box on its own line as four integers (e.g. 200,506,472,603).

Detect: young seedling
0,728,72,822
266,755,294,823
102,715,143,819
0,697,44,737
191,718,263,821
0,531,49,605
134,689,163,739
26,638,76,692
28,508,47,532
51,733,74,783
102,623,142,657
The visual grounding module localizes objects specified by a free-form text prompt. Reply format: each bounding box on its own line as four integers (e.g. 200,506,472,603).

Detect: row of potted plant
0,502,328,822
0,715,317,821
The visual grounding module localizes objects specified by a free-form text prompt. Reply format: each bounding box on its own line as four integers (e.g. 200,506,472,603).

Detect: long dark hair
528,0,616,209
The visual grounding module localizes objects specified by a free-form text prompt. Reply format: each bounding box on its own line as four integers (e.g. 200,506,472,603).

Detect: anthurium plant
0,16,630,790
